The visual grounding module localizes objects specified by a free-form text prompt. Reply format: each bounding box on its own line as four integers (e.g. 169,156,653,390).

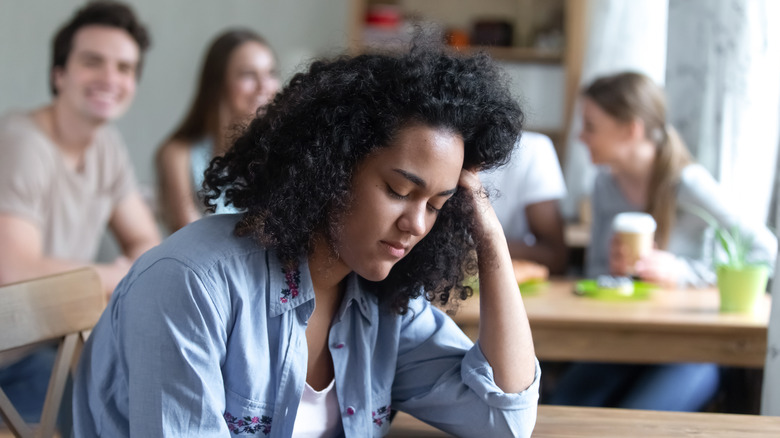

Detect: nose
397,203,427,236
97,64,121,87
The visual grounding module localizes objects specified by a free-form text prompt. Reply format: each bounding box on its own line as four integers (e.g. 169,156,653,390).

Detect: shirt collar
267,252,373,323
267,251,315,317
335,273,374,325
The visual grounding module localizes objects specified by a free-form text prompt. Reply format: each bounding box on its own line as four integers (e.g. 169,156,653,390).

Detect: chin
86,108,123,124
359,270,391,283
354,264,395,282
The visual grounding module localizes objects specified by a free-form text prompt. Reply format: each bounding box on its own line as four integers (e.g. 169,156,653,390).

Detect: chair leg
0,387,34,438
38,334,78,438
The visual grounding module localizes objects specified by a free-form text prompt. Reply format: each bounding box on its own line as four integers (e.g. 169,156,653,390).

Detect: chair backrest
0,268,104,438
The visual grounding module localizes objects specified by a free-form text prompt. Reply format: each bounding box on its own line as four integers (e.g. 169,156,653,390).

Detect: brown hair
584,72,692,248
166,29,273,145
50,1,150,95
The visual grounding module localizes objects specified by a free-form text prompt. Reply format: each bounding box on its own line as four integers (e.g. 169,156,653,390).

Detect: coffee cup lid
612,212,657,233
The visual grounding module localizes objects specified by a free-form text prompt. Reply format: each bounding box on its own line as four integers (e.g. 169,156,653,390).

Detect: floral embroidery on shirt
280,267,301,303
224,412,272,435
372,405,392,427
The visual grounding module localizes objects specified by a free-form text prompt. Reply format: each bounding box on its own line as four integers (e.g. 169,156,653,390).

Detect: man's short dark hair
50,1,150,95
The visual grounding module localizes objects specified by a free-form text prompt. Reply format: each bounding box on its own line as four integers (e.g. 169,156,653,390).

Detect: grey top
586,164,777,287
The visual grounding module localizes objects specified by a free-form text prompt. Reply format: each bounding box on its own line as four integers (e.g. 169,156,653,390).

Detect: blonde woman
552,72,775,411
581,72,775,287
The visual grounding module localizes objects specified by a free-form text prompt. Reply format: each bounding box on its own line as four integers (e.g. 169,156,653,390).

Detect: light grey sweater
586,164,777,287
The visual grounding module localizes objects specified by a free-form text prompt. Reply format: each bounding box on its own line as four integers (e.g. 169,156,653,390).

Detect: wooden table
387,405,780,437
445,279,770,367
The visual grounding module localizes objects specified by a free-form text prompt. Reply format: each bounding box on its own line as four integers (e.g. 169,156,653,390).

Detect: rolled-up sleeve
462,341,541,410
392,297,539,438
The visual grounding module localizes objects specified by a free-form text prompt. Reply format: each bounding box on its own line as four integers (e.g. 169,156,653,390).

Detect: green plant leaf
680,201,752,268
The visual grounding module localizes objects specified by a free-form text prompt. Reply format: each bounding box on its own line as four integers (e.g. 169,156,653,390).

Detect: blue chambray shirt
73,214,540,437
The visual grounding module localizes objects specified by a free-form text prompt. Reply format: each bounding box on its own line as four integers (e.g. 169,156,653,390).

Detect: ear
52,66,64,94
625,118,645,142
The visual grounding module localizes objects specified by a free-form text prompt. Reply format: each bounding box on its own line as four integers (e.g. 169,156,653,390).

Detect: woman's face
223,41,280,121
332,124,465,282
579,97,630,165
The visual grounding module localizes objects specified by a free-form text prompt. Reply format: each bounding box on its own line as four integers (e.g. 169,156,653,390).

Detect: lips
381,240,408,258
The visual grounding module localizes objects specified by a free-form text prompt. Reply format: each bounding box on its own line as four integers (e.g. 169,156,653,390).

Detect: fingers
457,168,484,194
634,250,679,286
457,169,504,245
609,237,630,276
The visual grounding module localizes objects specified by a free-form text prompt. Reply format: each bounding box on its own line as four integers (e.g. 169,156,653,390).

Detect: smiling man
0,1,160,424
0,1,160,295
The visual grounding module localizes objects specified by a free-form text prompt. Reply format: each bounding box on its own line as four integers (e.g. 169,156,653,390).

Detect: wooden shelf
456,45,563,64
350,1,566,64
353,42,562,64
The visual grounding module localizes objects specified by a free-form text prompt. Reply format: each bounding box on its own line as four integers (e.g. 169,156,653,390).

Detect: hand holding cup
610,212,657,277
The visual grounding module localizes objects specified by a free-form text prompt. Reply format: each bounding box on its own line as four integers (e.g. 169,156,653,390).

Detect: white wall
502,62,565,132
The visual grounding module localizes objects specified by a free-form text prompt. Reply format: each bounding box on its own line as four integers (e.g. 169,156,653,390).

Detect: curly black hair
203,40,523,314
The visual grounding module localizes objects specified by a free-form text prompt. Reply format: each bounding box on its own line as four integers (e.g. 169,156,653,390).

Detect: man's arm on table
109,191,161,260
507,200,568,275
0,192,160,296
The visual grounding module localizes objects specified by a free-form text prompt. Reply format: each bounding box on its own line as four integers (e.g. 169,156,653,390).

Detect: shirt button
334,343,345,349
346,406,355,416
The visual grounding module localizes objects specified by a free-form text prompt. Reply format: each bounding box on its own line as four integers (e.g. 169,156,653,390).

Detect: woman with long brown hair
550,71,775,411
156,29,280,232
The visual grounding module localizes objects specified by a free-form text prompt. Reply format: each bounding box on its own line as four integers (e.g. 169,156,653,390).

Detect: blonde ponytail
646,125,692,248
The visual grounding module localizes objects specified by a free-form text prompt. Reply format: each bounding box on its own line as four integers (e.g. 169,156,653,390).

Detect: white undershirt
291,379,343,437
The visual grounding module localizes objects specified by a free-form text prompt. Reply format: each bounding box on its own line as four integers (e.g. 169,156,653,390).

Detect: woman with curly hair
73,40,539,437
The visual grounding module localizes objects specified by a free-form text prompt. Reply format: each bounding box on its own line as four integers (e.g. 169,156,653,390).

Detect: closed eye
386,184,407,200
387,183,445,214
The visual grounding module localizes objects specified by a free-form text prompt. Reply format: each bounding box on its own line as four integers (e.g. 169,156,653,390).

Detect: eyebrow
77,50,137,66
77,51,104,60
392,168,458,196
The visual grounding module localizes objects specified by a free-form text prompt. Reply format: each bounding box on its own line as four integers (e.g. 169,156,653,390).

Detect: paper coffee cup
612,212,657,275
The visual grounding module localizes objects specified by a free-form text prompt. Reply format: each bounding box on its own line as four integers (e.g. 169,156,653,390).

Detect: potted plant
685,204,770,313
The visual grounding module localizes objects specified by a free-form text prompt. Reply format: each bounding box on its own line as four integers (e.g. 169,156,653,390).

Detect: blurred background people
480,131,568,281
582,72,776,288
156,29,280,233
551,71,776,412
0,0,159,424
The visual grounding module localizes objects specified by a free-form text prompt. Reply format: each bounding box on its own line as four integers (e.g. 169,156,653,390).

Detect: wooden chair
0,268,105,438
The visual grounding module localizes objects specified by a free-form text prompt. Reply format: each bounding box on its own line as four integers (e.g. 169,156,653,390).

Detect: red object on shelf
365,5,401,29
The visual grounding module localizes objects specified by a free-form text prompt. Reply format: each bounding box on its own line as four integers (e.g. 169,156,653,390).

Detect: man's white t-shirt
480,131,567,244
